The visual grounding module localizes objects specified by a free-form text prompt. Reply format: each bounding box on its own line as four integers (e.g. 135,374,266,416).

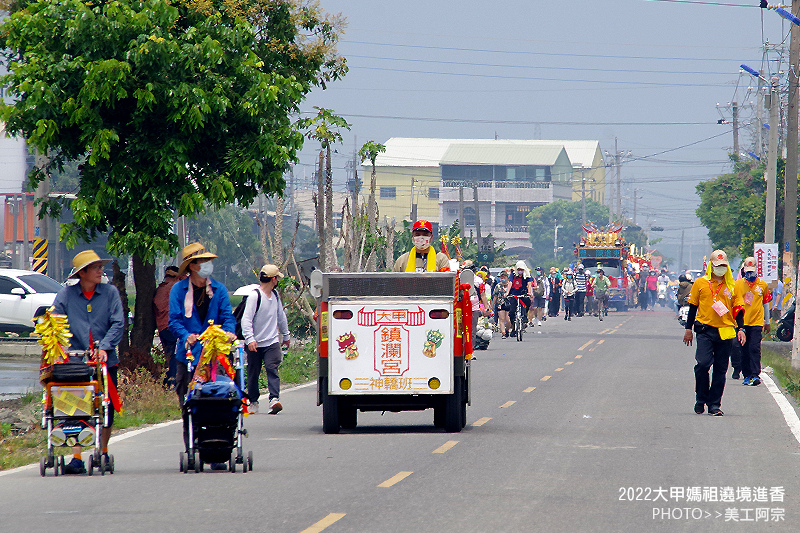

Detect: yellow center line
555,367,564,372
565,361,573,365
472,417,492,426
433,440,460,454
607,329,618,334
596,339,605,345
299,513,347,533
575,354,583,359
578,340,594,351
378,471,413,488
500,400,516,408
523,386,536,392
599,329,610,334
540,375,551,381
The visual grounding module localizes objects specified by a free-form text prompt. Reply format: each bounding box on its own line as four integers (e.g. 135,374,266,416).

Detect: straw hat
68,250,111,279
178,243,217,275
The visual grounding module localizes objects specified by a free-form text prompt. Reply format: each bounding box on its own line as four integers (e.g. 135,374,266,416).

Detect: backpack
233,290,262,340
534,280,545,297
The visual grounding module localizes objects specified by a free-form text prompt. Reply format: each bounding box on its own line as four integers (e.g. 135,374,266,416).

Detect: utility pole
633,188,638,226
553,220,563,259
765,78,779,244
473,183,482,245
458,186,464,241
732,101,740,156
33,152,50,274
679,229,685,271
580,167,587,225
615,138,622,222
789,0,800,370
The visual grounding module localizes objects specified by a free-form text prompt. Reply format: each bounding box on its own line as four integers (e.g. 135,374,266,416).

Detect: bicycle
596,291,608,321
509,295,529,342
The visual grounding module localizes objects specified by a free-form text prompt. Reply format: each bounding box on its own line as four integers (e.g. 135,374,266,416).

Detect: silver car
0,269,63,333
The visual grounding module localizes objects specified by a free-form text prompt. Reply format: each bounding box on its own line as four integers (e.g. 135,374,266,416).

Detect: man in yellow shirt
683,250,745,416
733,256,772,386
392,220,450,272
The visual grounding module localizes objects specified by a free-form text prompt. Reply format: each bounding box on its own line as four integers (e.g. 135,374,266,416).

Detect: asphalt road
2,308,799,532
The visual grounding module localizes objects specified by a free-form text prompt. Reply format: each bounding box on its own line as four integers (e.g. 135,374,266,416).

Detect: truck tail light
333,310,353,320
428,378,441,390
429,309,450,319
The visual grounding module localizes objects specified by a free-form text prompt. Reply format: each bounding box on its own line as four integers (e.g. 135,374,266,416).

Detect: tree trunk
110,260,130,365
385,217,395,271
316,149,325,271
274,194,284,266
325,143,335,270
367,162,377,235
130,254,156,356
259,194,271,263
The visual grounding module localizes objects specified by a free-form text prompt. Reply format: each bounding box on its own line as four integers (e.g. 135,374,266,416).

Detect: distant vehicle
0,269,63,332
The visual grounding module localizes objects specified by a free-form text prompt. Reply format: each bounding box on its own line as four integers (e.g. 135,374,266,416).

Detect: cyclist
505,260,533,337
594,268,611,321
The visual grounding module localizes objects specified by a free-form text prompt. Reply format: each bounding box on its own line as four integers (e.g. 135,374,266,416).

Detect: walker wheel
87,454,94,476
39,457,46,477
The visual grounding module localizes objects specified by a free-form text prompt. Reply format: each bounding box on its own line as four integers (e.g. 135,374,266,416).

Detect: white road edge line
761,373,800,446
0,380,320,478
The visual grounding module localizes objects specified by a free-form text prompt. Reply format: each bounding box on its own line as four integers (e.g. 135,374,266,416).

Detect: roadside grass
0,342,315,471
761,347,800,405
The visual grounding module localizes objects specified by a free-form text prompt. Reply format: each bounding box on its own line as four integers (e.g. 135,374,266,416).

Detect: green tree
0,0,345,356
695,156,780,259
526,199,611,267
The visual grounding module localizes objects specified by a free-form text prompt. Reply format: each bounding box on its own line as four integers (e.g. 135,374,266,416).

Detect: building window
464,207,476,227
380,187,396,199
428,187,439,200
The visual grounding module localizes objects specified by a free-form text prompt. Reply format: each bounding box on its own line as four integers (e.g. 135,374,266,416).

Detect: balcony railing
442,180,551,189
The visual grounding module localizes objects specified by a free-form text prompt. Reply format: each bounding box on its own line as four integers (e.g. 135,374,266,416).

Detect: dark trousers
740,325,763,379
246,342,282,403
548,292,561,316
563,296,575,318
575,291,585,315
176,363,192,450
694,327,732,409
508,296,530,330
159,328,178,386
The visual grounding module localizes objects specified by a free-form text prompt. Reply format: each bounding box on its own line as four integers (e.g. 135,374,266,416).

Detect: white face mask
413,235,431,251
197,261,214,279
712,265,727,277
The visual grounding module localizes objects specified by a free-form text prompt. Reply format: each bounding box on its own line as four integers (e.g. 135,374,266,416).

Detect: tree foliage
694,156,790,259
0,0,346,262
526,199,611,267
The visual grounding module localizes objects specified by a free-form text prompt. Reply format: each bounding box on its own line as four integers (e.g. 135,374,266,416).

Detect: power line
645,0,758,6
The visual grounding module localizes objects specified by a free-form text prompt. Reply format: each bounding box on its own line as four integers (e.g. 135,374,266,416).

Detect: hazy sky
297,0,792,265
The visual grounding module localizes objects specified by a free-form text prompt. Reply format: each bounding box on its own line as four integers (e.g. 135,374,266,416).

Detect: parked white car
0,269,63,333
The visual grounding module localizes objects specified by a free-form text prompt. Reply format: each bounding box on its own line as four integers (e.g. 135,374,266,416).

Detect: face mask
197,261,214,279
517,270,524,277
744,271,757,282
413,235,431,250
712,266,727,277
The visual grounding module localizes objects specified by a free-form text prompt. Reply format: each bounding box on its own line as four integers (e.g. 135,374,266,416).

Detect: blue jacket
52,283,125,367
168,277,236,364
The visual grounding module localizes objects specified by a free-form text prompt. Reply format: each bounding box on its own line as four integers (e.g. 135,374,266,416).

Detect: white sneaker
536,320,542,327
269,399,283,414
249,401,259,414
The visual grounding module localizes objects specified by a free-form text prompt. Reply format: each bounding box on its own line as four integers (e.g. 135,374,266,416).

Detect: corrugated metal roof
441,144,567,166
368,138,600,168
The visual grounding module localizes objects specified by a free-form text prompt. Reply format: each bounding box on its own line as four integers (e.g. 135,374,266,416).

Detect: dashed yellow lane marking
540,375,552,381
575,354,583,359
300,513,346,533
500,400,516,408
433,440,459,454
578,340,594,351
596,339,605,345
472,417,492,426
523,387,536,392
607,329,618,334
378,471,413,488
555,367,564,372
599,329,610,334
565,361,573,365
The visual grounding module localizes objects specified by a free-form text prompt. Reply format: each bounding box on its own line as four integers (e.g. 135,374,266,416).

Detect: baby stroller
39,350,114,476
179,342,252,473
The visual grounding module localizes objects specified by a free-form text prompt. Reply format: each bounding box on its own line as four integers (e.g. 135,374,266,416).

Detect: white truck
311,271,473,433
